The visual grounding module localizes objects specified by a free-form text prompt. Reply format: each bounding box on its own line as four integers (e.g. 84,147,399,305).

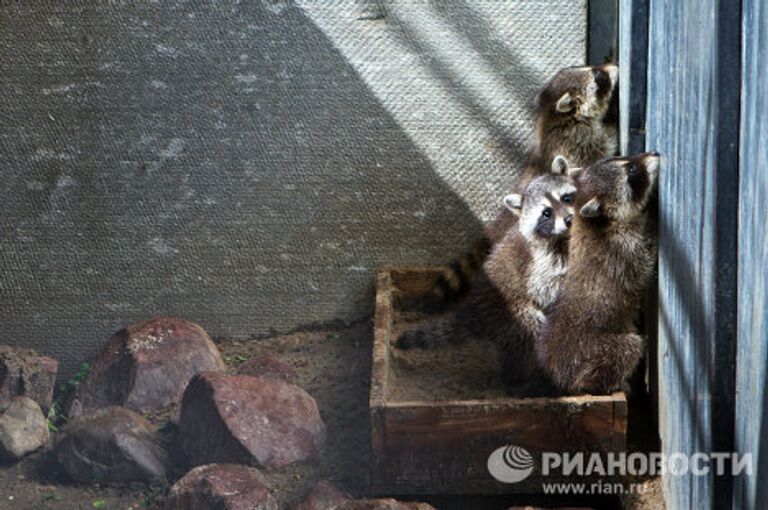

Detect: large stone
179,372,326,469
54,406,170,482
68,317,226,416
0,396,50,461
0,345,58,411
235,354,297,383
286,481,350,510
164,463,277,510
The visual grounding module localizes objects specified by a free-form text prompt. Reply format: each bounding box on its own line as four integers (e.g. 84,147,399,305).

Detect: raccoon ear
503,193,523,216
567,167,583,180
579,197,601,218
555,92,574,113
551,155,570,175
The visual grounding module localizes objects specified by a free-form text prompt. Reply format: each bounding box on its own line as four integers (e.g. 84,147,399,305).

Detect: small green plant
46,404,60,432
43,492,62,501
46,362,91,431
92,499,105,508
235,354,248,363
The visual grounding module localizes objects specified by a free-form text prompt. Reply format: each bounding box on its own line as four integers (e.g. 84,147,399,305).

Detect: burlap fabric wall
1,0,586,379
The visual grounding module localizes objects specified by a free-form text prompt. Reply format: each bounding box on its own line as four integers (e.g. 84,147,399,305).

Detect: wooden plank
733,0,768,508
646,1,741,508
370,270,393,410
370,270,393,486
649,2,715,508
373,396,626,494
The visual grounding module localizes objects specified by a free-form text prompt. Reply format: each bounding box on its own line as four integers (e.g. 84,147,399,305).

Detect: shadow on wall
0,0,585,379
0,1,480,378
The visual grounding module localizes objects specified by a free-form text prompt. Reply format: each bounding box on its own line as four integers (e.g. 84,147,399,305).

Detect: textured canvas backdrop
1,0,586,379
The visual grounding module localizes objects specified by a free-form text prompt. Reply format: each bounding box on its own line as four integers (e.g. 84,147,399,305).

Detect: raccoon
426,64,619,306
397,157,576,390
535,152,660,395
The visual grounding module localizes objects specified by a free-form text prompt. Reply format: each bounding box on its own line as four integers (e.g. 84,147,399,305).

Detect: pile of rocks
0,345,57,461
0,317,435,509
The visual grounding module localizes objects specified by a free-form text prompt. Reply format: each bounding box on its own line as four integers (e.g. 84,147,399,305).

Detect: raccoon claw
396,330,425,350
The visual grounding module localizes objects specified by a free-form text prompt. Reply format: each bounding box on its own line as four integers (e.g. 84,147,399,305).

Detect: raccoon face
569,152,660,221
536,64,618,120
505,156,576,242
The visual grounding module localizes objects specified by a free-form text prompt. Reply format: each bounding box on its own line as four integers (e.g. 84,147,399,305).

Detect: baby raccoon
535,152,660,395
426,64,619,306
489,63,620,243
397,157,575,390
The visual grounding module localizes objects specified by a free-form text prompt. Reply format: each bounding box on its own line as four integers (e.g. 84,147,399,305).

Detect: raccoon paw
395,329,426,350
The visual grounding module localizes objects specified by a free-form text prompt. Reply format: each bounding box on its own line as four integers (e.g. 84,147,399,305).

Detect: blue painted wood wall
622,0,766,508
647,3,720,506
734,0,768,508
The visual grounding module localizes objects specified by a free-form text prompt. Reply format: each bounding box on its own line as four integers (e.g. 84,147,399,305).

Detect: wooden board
370,268,627,495
645,2,741,508
733,0,768,507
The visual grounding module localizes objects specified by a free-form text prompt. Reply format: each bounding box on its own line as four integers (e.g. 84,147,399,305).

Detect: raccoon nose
644,152,661,175
565,214,574,227
603,64,619,84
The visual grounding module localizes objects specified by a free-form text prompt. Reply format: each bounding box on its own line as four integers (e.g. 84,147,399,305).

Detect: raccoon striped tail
421,237,491,308
396,314,461,350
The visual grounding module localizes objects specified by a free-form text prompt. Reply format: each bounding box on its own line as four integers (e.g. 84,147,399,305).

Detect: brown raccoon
397,157,576,390
426,64,619,306
535,152,660,395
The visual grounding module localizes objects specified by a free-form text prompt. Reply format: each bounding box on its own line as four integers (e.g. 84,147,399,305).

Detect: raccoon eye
593,69,609,88
541,208,553,218
561,193,574,204
627,164,638,176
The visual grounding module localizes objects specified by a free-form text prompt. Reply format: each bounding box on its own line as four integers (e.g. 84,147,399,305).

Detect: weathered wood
370,270,393,411
733,0,768,508
370,268,628,495
646,2,741,508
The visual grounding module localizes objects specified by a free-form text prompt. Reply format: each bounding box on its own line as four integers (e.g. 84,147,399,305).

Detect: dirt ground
0,320,665,510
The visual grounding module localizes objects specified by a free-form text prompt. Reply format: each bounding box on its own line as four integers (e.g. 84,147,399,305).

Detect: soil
0,320,664,510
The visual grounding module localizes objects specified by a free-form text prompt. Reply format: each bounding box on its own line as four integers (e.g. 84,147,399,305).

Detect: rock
0,396,50,461
339,500,436,510
179,372,325,469
54,406,169,482
235,353,296,383
0,345,58,411
68,317,226,416
164,463,277,510
286,480,350,510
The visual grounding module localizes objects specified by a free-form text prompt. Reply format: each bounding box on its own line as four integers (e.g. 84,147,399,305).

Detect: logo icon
487,445,534,483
